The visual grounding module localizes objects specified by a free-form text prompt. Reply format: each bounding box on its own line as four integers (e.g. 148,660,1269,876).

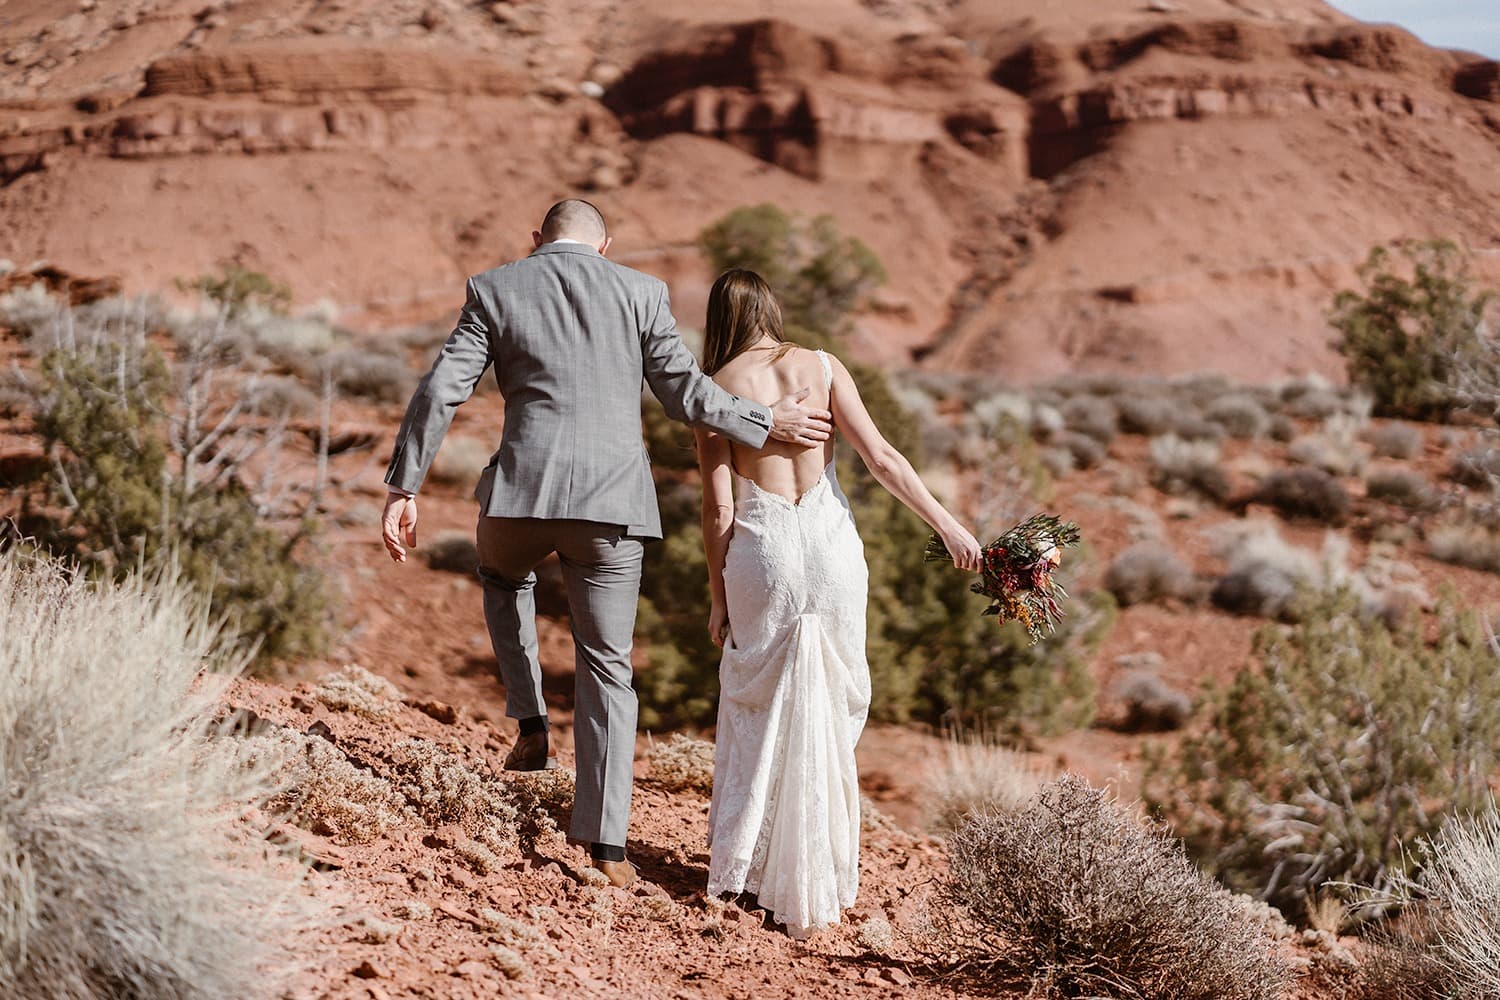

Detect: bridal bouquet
924,513,1082,644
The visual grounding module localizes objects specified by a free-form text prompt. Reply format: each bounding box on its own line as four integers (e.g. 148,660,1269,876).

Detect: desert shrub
1243,467,1351,524
425,530,479,575
1364,464,1437,510
1332,239,1493,421
1055,429,1106,469
250,374,322,418
1364,421,1423,459
1116,393,1177,435
0,280,63,336
1449,445,1500,490
0,555,320,1000
1149,434,1231,502
311,664,404,719
326,346,414,404
699,204,885,334
1267,413,1297,442
1039,447,1075,479
1171,412,1228,442
930,775,1291,1000
1289,432,1364,477
1113,671,1193,732
1206,394,1270,440
1428,511,1500,573
1060,395,1117,444
929,728,1049,833
645,733,715,795
23,312,326,665
1104,541,1196,607
1206,520,1348,620
1356,811,1500,999
181,266,291,318
429,434,494,486
245,727,413,845
1148,588,1500,923
641,398,700,471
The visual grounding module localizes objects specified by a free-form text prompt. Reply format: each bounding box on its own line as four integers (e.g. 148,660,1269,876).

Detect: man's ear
598,236,613,257
532,230,543,249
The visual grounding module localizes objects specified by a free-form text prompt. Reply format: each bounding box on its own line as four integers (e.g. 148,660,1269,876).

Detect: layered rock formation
1,0,1498,379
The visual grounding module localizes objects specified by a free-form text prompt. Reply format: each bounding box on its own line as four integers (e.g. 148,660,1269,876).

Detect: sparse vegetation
930,775,1291,1000
1149,588,1500,923
1104,541,1196,607
1364,464,1436,510
1113,671,1193,733
1061,395,1117,444
1429,511,1500,574
1116,393,1177,435
1240,467,1351,524
425,530,480,575
645,733,716,795
1206,394,1270,440
929,728,1050,833
0,555,320,1000
1364,421,1423,459
1149,434,1230,502
1331,239,1492,421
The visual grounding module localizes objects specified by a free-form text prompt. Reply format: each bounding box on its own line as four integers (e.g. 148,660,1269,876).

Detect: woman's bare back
710,345,834,502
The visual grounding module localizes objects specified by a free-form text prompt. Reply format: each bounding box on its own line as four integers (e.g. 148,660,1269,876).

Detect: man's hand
941,524,984,573
768,387,833,447
381,492,419,563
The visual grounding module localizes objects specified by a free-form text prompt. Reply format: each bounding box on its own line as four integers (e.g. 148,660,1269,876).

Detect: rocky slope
2,0,1499,380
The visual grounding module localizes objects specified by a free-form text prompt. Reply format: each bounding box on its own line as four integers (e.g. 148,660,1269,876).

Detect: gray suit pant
476,516,643,848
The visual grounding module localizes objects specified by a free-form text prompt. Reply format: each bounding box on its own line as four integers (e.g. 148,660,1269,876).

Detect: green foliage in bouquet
924,514,1082,644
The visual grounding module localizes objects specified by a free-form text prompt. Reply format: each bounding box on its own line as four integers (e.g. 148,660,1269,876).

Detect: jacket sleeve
384,278,493,494
640,281,771,449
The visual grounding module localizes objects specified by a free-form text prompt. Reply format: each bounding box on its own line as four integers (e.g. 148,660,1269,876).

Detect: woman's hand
942,524,984,573
708,602,731,648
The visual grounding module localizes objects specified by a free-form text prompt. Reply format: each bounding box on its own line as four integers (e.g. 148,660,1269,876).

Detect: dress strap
815,349,833,390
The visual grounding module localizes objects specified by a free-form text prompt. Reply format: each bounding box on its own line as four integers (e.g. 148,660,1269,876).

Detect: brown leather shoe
503,732,558,772
593,858,638,889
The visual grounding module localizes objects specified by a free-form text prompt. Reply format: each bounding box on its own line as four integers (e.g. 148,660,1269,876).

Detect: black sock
590,842,626,862
518,715,549,738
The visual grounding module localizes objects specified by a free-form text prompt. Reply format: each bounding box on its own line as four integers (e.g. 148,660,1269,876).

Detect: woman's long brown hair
702,268,792,376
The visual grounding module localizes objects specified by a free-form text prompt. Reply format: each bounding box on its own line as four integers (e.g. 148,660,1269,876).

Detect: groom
380,200,832,887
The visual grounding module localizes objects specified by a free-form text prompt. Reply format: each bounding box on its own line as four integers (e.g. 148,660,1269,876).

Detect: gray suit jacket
384,241,772,539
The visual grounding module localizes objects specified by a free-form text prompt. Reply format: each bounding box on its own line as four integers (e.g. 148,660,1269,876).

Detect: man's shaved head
540,199,607,244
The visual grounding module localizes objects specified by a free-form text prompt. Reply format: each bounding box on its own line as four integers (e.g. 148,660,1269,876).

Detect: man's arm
384,277,493,495
640,282,833,449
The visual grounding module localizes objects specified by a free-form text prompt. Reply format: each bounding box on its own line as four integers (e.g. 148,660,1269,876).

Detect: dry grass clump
1449,446,1500,490
929,729,1049,833
1364,464,1437,510
326,347,414,404
1055,430,1107,470
247,728,413,845
929,776,1291,1000
1206,520,1340,619
1357,811,1500,999
425,530,479,575
646,733,716,795
1205,394,1270,440
430,435,494,485
1363,422,1423,459
387,739,569,855
481,909,562,962
1103,541,1196,607
1241,467,1351,524
0,556,322,1000
393,899,432,920
1112,671,1192,733
1288,414,1368,477
857,915,896,955
1149,434,1231,502
488,944,529,981
1061,395,1117,444
1428,512,1500,574
1116,394,1178,436
312,664,405,719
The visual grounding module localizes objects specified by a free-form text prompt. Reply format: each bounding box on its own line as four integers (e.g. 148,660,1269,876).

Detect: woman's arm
694,427,736,647
827,355,983,572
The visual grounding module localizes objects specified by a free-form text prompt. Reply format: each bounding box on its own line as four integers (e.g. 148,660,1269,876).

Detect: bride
693,268,982,937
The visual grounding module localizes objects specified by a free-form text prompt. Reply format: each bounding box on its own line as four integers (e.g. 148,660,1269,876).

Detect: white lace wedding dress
706,351,872,938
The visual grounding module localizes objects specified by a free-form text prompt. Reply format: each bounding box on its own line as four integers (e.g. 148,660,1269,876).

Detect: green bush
180,266,291,319
1331,240,1492,421
698,204,885,334
637,207,1109,733
1147,588,1500,924
26,336,325,666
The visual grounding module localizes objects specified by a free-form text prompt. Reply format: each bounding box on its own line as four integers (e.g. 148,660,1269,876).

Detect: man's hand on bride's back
769,387,833,447
942,525,983,573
